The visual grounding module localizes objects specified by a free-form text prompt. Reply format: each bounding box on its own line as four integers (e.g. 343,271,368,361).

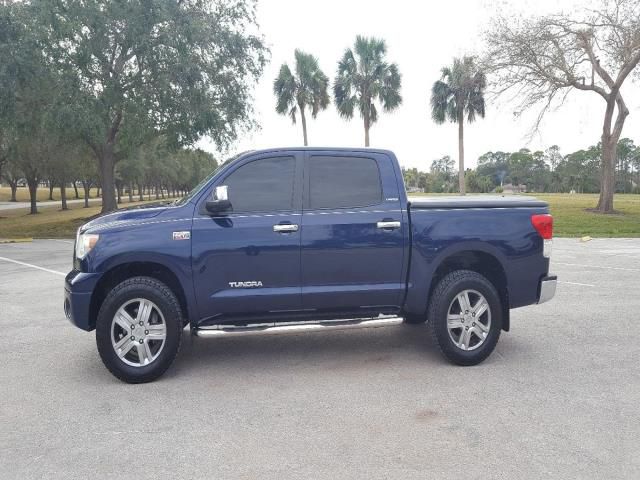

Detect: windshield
173,152,248,206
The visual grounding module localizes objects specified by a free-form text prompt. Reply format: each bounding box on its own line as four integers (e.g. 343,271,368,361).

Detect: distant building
498,183,527,194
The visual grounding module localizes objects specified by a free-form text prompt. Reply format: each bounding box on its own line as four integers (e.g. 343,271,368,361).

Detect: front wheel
428,270,502,366
96,277,183,383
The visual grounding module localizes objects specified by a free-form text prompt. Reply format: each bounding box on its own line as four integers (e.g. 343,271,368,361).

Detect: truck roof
239,147,396,157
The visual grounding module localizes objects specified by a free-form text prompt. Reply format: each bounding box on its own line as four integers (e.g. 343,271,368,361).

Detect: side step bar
194,317,403,338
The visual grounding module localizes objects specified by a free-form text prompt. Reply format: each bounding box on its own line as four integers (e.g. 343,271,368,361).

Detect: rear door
300,151,406,314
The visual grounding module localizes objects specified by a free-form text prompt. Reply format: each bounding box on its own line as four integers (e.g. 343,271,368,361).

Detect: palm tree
333,36,402,147
431,56,486,195
273,50,329,146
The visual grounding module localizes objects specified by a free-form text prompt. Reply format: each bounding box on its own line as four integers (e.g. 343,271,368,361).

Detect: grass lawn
408,192,640,237
0,198,176,239
532,193,640,237
0,186,101,202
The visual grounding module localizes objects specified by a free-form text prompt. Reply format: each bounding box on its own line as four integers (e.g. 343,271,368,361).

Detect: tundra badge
229,281,263,288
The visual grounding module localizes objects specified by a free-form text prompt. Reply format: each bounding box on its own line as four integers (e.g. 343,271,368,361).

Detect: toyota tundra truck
64,148,557,383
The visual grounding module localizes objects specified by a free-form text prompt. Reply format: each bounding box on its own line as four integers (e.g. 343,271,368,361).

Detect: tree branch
577,31,616,88
614,47,640,88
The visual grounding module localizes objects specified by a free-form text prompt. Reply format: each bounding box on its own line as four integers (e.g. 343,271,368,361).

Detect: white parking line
554,262,640,272
0,256,66,277
606,254,640,260
558,281,595,287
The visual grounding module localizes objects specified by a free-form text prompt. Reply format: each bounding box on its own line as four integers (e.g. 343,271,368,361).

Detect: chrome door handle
376,221,401,230
273,224,299,233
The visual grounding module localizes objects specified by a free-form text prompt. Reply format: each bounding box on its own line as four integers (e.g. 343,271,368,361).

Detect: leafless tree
485,0,640,212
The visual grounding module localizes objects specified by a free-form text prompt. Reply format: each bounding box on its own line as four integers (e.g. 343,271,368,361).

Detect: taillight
531,214,553,239
531,214,553,258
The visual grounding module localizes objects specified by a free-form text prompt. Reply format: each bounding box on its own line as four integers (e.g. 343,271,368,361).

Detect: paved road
0,238,638,479
0,198,102,211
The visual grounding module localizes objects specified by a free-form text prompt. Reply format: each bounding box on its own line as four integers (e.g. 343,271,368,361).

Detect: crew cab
64,148,557,383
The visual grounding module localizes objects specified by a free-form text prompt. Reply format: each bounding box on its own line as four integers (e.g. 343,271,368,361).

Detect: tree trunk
364,115,370,147
97,186,101,197
596,96,628,213
116,181,122,204
60,181,68,210
73,181,79,199
138,182,144,202
9,182,17,202
155,185,159,200
83,182,90,208
458,111,466,195
99,144,118,213
597,138,617,212
48,181,54,201
299,104,308,146
128,183,133,203
26,177,38,215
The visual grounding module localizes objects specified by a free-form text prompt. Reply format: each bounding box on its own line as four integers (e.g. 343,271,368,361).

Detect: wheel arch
428,249,510,331
89,261,191,330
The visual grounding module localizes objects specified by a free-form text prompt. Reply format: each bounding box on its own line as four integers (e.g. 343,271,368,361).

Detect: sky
199,0,640,171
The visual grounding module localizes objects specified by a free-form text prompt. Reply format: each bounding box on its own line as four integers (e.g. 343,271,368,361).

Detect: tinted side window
223,156,295,212
308,156,382,209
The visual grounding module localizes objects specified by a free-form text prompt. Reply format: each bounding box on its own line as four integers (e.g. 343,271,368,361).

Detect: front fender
83,208,198,323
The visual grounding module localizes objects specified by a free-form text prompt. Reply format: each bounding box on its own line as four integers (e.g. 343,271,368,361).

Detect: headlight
75,231,100,259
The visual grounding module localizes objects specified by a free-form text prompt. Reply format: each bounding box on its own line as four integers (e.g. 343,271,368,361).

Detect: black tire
403,313,427,324
428,270,502,366
96,276,183,383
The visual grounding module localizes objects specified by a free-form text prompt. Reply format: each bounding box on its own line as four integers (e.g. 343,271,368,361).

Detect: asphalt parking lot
1,238,639,479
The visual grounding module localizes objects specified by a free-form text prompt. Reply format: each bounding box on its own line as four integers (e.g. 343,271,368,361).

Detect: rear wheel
96,277,183,383
428,270,502,366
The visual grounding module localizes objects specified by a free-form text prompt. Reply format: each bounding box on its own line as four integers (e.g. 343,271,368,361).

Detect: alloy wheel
446,289,492,351
110,298,167,367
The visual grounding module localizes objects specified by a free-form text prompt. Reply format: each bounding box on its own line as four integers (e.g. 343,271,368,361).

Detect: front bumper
537,275,557,304
64,270,102,331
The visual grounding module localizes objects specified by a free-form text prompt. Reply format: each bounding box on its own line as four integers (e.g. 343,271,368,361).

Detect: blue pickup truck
64,148,556,383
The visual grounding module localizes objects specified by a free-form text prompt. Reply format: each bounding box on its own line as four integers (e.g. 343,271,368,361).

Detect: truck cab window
223,156,295,212
308,156,382,209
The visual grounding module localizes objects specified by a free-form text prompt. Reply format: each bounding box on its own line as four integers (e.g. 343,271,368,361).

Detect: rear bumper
64,270,102,331
537,275,557,304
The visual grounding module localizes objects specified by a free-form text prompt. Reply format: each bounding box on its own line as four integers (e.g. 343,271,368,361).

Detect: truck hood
80,202,176,233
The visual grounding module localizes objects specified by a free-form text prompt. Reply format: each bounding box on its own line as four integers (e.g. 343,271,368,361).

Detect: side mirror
205,185,232,215
205,199,232,215
214,185,228,201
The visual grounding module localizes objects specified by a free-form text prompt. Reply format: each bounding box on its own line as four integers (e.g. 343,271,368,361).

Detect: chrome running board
194,316,403,338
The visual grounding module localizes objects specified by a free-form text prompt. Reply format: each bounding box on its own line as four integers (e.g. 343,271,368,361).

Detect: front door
300,152,407,314
191,153,303,323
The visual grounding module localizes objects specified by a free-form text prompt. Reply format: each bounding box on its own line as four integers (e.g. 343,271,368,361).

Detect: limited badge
172,231,191,241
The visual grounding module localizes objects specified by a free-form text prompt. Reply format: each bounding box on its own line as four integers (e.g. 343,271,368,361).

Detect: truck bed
404,195,550,318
